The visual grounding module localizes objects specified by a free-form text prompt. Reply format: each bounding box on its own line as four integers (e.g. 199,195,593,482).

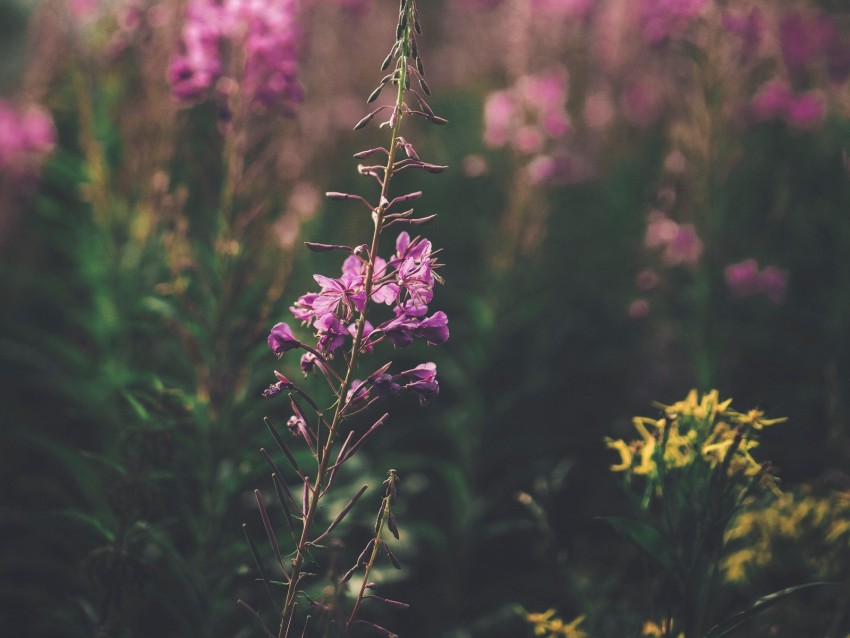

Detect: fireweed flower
250,3,449,634
268,322,301,356
0,100,56,179
724,259,787,303
169,0,301,110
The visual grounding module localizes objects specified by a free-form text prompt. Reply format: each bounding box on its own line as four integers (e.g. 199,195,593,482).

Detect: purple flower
300,352,317,375
725,259,787,304
751,80,791,121
290,292,319,325
370,371,401,399
396,256,434,307
314,314,348,353
348,320,375,353
759,266,788,304
725,259,760,297
346,379,370,406
392,232,432,265
169,0,301,110
0,100,56,178
268,322,301,357
413,311,450,346
312,273,368,321
398,362,439,405
779,11,824,76
343,254,399,305
639,0,707,45
380,314,417,348
262,370,295,398
786,92,825,129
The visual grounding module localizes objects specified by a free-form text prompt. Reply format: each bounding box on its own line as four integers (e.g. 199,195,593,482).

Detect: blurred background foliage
1,0,850,636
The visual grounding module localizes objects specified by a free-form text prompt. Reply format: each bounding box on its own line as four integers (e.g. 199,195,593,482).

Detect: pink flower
644,211,678,249
639,0,707,45
628,299,650,319
725,259,787,304
663,224,703,266
786,92,825,129
483,91,516,149
759,266,788,304
0,100,56,178
531,0,592,20
722,8,765,60
169,0,301,110
644,212,702,267
725,259,760,297
751,80,791,121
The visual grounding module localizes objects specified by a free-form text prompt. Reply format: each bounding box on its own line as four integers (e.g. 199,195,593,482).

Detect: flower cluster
750,80,825,129
483,68,572,183
605,389,785,484
526,609,587,638
266,229,448,406
723,485,850,583
724,258,787,304
0,99,56,179
638,0,707,45
643,210,703,267
168,0,302,110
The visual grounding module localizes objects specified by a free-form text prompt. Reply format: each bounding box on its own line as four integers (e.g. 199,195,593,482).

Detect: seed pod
416,56,425,76
367,85,383,104
385,546,402,569
387,511,400,539
413,5,422,34
381,50,394,71
418,76,431,96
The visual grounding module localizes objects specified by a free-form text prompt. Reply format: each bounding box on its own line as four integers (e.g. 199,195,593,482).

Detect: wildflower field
2,1,850,637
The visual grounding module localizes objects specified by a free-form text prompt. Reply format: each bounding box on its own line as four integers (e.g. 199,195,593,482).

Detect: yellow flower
526,609,587,638
605,438,632,472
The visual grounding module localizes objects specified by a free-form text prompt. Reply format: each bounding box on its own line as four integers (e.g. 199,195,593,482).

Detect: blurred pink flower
786,92,825,129
722,8,765,60
483,90,516,149
483,68,571,155
663,223,702,266
636,269,659,291
751,80,791,121
644,210,678,249
622,78,662,128
628,298,651,318
532,0,592,19
724,259,760,297
0,100,56,178
639,0,707,45
583,90,615,130
526,154,557,184
463,154,488,177
725,259,787,303
778,11,833,76
644,211,702,267
169,0,301,110
759,266,788,303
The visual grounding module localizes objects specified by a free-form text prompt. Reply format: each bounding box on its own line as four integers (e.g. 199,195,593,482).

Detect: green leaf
49,510,116,543
704,582,837,638
598,516,677,575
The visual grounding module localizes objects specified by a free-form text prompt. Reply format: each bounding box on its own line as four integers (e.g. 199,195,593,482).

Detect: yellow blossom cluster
526,609,588,638
605,390,785,482
641,618,683,638
723,486,850,583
